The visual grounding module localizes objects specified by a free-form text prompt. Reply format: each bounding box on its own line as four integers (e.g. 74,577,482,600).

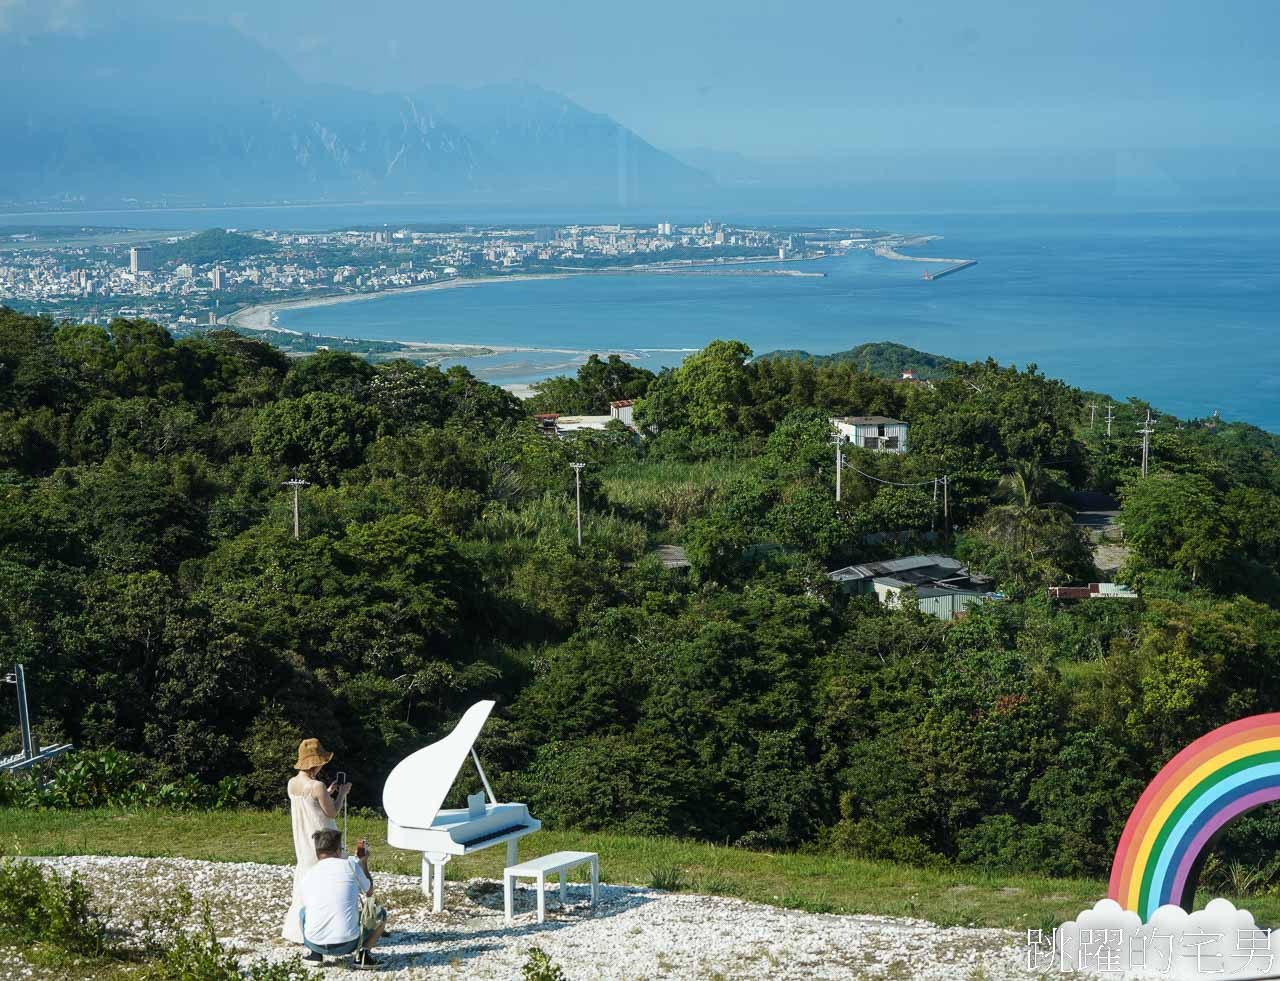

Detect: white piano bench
503,851,599,924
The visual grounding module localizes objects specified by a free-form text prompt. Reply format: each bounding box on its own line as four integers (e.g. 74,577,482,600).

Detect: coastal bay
273,210,1280,430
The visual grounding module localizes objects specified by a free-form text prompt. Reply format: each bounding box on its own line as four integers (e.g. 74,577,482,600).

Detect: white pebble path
1,856,1093,979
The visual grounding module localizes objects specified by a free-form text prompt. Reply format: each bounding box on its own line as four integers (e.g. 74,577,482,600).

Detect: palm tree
997,459,1064,510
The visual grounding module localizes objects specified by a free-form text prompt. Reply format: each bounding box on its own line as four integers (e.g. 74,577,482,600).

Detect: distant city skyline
0,0,1275,185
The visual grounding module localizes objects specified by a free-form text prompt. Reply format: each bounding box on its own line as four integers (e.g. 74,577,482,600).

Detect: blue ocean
14,205,1279,429
272,210,1280,431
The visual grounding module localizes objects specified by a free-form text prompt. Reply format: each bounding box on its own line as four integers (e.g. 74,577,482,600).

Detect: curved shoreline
225,273,577,330
224,255,833,332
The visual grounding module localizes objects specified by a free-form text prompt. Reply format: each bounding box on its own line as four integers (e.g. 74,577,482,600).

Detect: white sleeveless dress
281,778,338,943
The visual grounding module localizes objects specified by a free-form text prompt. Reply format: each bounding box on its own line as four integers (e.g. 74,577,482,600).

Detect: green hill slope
152,228,279,266
757,341,955,379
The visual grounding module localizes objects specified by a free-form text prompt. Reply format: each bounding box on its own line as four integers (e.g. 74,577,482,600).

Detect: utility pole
832,435,843,502
1105,403,1114,439
570,462,586,546
1087,402,1098,430
942,475,950,536
1137,410,1155,478
282,478,309,539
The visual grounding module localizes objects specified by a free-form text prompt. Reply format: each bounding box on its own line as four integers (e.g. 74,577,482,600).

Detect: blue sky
4,0,1277,170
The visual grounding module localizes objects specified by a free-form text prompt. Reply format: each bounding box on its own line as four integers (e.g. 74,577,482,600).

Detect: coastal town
0,220,882,332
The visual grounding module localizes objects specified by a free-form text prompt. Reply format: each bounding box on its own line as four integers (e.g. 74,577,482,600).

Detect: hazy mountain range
0,20,712,209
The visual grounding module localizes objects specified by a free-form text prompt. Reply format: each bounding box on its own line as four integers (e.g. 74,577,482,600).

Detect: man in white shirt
299,828,385,967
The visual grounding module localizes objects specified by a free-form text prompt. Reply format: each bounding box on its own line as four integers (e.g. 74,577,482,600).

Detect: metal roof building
828,554,995,620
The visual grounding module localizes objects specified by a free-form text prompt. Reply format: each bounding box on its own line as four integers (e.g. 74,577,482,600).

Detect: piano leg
424,852,450,914
506,839,519,868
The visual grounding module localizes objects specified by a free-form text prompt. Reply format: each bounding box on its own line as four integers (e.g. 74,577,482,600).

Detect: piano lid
383,700,496,831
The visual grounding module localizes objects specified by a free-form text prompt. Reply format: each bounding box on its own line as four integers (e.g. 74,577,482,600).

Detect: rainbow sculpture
1109,713,1280,921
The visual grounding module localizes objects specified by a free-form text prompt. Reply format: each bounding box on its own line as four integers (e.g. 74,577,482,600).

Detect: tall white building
129,246,153,274
210,267,225,290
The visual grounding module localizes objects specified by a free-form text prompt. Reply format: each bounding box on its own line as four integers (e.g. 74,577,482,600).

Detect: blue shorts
299,909,381,956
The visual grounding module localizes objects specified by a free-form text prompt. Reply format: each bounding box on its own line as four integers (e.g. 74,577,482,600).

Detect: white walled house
831,415,908,453
609,399,636,427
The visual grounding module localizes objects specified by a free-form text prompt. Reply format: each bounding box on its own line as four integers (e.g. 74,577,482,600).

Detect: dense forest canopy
3,306,1280,882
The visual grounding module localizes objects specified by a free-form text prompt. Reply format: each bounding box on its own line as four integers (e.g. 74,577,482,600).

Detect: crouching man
299,828,386,968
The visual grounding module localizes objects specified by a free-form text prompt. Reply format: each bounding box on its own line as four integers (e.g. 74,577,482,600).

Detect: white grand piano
383,700,540,912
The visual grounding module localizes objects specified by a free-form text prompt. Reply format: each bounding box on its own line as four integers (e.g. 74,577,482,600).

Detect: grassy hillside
3,806,1262,931
757,341,956,379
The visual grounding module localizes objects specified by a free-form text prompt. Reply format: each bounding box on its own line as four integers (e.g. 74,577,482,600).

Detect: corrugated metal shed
828,554,963,584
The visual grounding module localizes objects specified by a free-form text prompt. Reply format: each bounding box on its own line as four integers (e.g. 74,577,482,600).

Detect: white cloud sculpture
1037,898,1280,980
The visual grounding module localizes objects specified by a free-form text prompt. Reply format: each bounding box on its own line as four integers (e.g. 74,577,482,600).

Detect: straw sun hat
294,738,334,771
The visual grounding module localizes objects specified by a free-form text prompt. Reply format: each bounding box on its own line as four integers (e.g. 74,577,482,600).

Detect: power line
840,460,949,488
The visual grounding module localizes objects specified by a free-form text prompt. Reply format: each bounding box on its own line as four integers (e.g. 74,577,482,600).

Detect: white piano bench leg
559,872,567,907
536,873,545,923
591,856,599,907
504,873,514,925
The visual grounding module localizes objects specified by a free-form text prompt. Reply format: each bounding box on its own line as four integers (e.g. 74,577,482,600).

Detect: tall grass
475,492,649,558
601,459,749,529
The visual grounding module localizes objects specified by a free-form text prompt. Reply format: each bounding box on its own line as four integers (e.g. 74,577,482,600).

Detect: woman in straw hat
282,737,351,944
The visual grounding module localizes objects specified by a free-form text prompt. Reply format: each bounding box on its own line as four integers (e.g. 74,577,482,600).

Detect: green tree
957,505,1095,597
251,392,374,483
636,339,752,439
1119,473,1231,586
280,350,376,399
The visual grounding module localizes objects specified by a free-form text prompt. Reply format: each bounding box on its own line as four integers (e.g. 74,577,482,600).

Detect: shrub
0,859,112,957
522,946,567,981
0,749,243,811
141,889,308,980
823,817,941,867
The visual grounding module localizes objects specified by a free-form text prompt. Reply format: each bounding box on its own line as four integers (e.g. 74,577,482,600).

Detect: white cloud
1046,898,1280,980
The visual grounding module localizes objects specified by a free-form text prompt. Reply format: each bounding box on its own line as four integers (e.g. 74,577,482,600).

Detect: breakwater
922,260,978,281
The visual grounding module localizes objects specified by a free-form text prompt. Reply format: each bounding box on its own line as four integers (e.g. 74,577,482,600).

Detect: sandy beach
225,272,578,330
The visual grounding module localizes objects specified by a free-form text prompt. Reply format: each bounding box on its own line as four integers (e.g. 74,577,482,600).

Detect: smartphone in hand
335,771,346,788
356,838,368,859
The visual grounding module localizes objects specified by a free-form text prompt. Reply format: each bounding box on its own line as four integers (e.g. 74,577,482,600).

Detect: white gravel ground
13,856,1068,979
